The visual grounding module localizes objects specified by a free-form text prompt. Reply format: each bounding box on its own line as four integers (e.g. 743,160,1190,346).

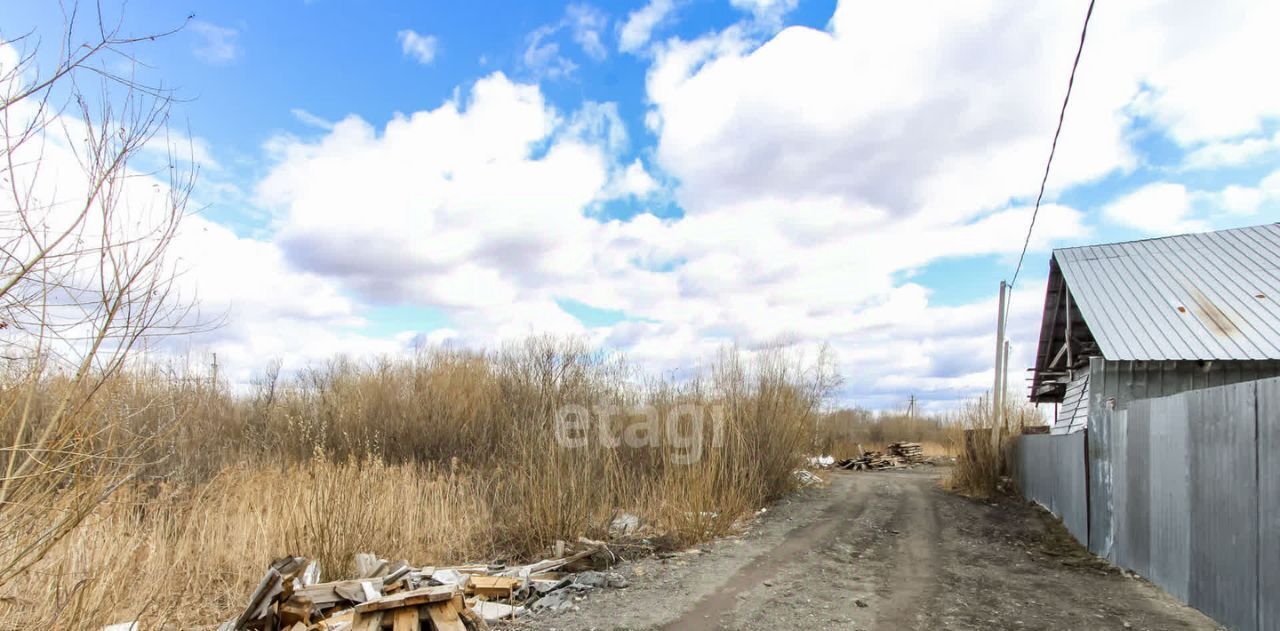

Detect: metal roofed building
1029,223,1280,434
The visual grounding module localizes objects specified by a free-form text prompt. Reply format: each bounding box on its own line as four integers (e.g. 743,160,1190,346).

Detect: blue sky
4,0,1279,411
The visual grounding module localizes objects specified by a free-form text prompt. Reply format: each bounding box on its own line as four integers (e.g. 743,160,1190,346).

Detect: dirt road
521,469,1220,630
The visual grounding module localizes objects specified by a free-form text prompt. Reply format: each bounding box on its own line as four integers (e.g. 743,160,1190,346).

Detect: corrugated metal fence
1015,432,1087,543
1019,375,1280,631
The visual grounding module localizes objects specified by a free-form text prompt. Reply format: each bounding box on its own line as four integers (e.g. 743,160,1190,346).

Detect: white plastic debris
609,512,641,537
807,455,835,468
471,601,526,622
300,560,321,586
102,624,138,631
793,469,823,486
431,568,468,586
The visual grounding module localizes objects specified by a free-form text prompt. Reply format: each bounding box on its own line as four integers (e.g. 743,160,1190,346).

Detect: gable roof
1051,223,1280,362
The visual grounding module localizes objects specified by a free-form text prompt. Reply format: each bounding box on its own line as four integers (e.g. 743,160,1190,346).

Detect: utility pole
907,395,916,418
1001,340,1011,430
991,281,1007,450
211,352,219,389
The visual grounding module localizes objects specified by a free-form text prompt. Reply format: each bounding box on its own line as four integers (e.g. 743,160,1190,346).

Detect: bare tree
0,2,195,605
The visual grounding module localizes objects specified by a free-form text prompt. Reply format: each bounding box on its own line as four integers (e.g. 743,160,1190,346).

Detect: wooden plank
424,602,467,631
392,607,420,631
496,543,604,578
468,575,518,599
319,578,384,604
278,595,313,627
324,611,354,626
350,611,384,631
469,576,519,590
355,586,457,614
233,568,283,628
294,583,341,607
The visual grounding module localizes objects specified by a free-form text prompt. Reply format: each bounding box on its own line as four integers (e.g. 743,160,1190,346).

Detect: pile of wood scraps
217,538,618,631
836,442,926,471
888,442,925,463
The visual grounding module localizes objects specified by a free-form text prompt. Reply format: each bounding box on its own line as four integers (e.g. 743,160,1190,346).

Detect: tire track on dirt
873,476,941,630
719,475,914,629
661,474,871,631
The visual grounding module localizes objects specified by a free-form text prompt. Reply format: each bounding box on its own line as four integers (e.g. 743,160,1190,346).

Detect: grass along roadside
943,394,1046,497
0,339,837,628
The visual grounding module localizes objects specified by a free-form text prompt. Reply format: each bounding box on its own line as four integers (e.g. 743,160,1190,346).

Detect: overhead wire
1000,0,1097,402
1008,0,1097,296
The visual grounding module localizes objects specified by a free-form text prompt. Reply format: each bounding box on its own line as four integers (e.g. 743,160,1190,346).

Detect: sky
3,0,1280,412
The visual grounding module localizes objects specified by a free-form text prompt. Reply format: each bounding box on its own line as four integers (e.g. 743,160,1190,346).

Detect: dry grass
0,339,835,628
816,408,956,459
0,459,487,627
943,394,1046,497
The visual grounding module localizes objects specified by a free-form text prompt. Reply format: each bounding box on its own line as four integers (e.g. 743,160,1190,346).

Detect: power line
994,0,1097,414
1008,0,1097,292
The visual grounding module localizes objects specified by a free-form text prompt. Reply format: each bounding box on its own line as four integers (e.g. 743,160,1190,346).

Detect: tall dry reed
815,407,954,457
0,338,835,628
944,393,1046,496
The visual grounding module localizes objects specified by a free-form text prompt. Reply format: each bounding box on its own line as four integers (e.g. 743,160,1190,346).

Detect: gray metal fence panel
1060,375,1280,630
1087,405,1116,559
1111,409,1128,566
1058,432,1088,542
1146,392,1190,602
1016,432,1087,544
1187,381,1257,631
1257,378,1279,631
1123,401,1152,578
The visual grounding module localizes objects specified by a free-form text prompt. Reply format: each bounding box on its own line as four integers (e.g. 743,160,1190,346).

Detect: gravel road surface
516,468,1220,631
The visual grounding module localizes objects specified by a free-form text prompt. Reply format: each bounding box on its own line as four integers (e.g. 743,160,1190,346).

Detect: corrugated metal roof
1054,223,1280,361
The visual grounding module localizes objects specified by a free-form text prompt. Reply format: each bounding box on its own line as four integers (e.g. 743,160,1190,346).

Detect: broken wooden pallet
349,586,470,631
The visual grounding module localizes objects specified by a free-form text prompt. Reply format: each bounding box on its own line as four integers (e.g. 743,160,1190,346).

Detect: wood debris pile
887,442,925,462
836,442,926,471
216,538,621,631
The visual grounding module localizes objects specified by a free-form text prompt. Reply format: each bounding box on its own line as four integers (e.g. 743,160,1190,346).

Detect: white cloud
649,1,1280,224
1182,131,1280,170
728,0,798,26
608,159,659,198
1123,4,1280,144
646,5,1133,222
622,0,1280,404
0,60,385,384
1215,184,1264,215
1103,168,1280,231
255,73,629,345
567,4,609,61
619,0,677,53
1199,168,1280,217
523,4,610,78
1103,182,1206,234
290,108,336,131
20,0,1277,407
170,215,402,383
190,21,240,64
246,2,1117,406
397,29,439,65
524,29,578,79
1263,170,1280,197
564,101,629,155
